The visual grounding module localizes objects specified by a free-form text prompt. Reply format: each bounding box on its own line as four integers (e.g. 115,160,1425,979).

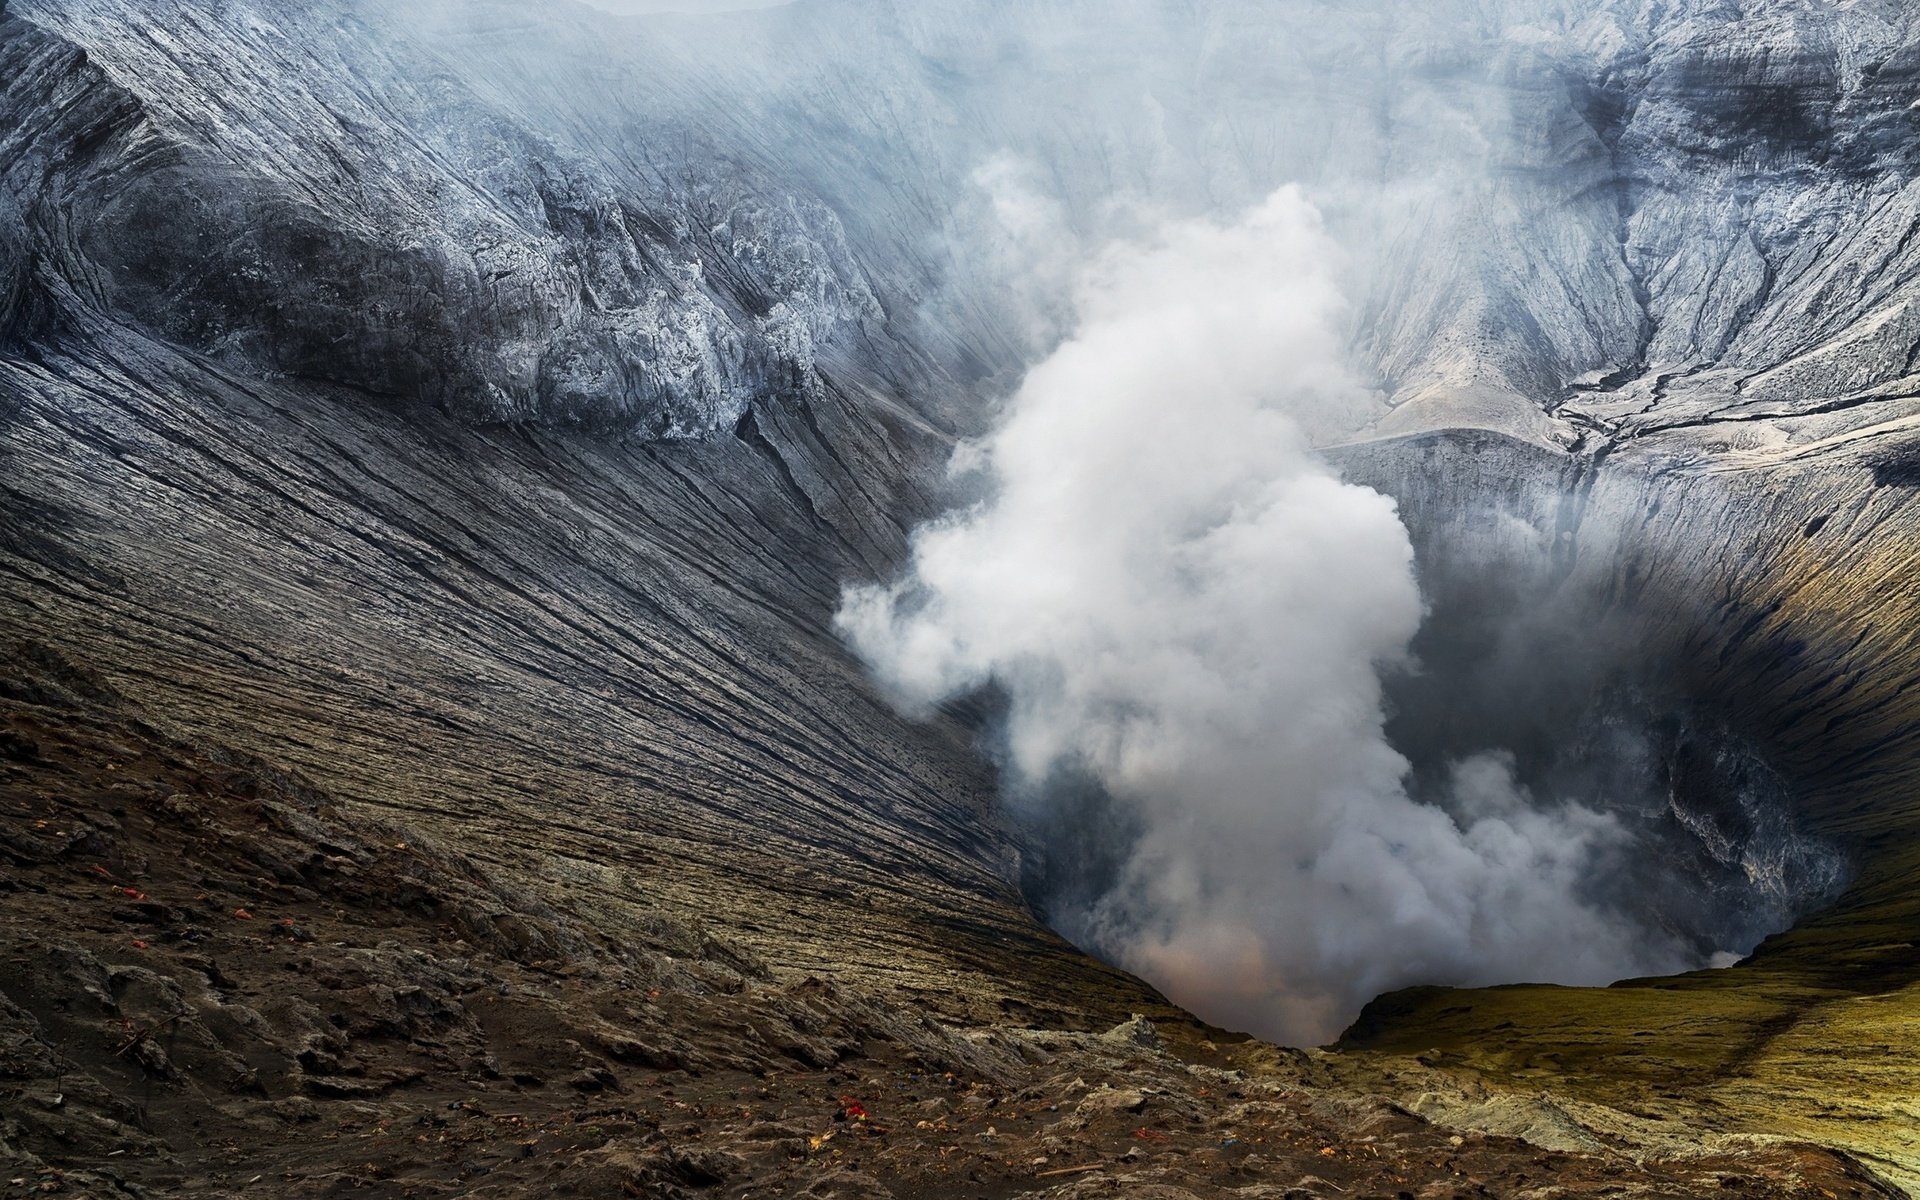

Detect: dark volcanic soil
0,643,1898,1199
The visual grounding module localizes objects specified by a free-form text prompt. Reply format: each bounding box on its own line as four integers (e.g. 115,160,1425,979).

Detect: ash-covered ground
1,643,1898,1200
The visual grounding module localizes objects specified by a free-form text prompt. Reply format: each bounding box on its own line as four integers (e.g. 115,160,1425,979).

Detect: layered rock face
6,0,1920,1190
0,0,1120,1038
9,0,1918,439
2,0,895,434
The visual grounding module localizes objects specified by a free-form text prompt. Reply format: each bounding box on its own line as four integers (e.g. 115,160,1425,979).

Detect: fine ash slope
0,0,1166,1034
6,0,1920,1194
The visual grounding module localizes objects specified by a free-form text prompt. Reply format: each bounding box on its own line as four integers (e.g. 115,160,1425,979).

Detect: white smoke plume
838,185,1696,1044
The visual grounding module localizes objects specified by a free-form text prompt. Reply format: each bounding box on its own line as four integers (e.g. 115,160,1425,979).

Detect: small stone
1098,1014,1162,1051
1076,1087,1148,1116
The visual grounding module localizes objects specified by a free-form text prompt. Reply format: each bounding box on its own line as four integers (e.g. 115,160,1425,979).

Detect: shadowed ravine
1338,423,1920,1188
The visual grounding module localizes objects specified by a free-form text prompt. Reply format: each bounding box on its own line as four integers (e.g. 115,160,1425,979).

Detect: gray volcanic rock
8,0,1920,1187
9,0,1919,440
0,643,1898,1197
2,0,890,435
4,0,1920,997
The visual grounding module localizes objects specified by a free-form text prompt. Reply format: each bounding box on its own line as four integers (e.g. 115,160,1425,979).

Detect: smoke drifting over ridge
838,186,1712,1043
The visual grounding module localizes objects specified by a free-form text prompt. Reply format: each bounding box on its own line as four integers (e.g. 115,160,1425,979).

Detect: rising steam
838,185,1703,1044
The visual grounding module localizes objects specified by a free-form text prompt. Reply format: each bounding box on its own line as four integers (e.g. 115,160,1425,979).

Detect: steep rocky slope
1337,418,1920,1189
9,0,1920,442
7,0,1920,1194
2,644,1895,1198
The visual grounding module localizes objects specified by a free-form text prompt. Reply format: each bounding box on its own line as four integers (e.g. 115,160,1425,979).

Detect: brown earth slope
2,642,1899,1200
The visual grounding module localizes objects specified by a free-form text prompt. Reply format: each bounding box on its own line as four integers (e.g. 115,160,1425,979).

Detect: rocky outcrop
0,0,890,435
7,0,1918,441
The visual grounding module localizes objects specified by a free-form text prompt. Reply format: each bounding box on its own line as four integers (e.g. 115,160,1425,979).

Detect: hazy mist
837,183,1720,1043
578,0,791,13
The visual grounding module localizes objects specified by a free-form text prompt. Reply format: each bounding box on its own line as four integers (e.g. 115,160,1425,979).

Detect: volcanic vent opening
1380,562,1851,984
994,531,1851,1047
837,187,1848,1046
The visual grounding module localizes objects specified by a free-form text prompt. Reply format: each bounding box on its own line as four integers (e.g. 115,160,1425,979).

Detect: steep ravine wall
0,305,1177,1032
1339,416,1920,1188
0,0,1190,1037
1344,419,1920,839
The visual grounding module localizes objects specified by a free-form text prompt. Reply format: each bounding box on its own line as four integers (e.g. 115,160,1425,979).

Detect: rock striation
1,644,1895,1198
7,0,1920,1191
